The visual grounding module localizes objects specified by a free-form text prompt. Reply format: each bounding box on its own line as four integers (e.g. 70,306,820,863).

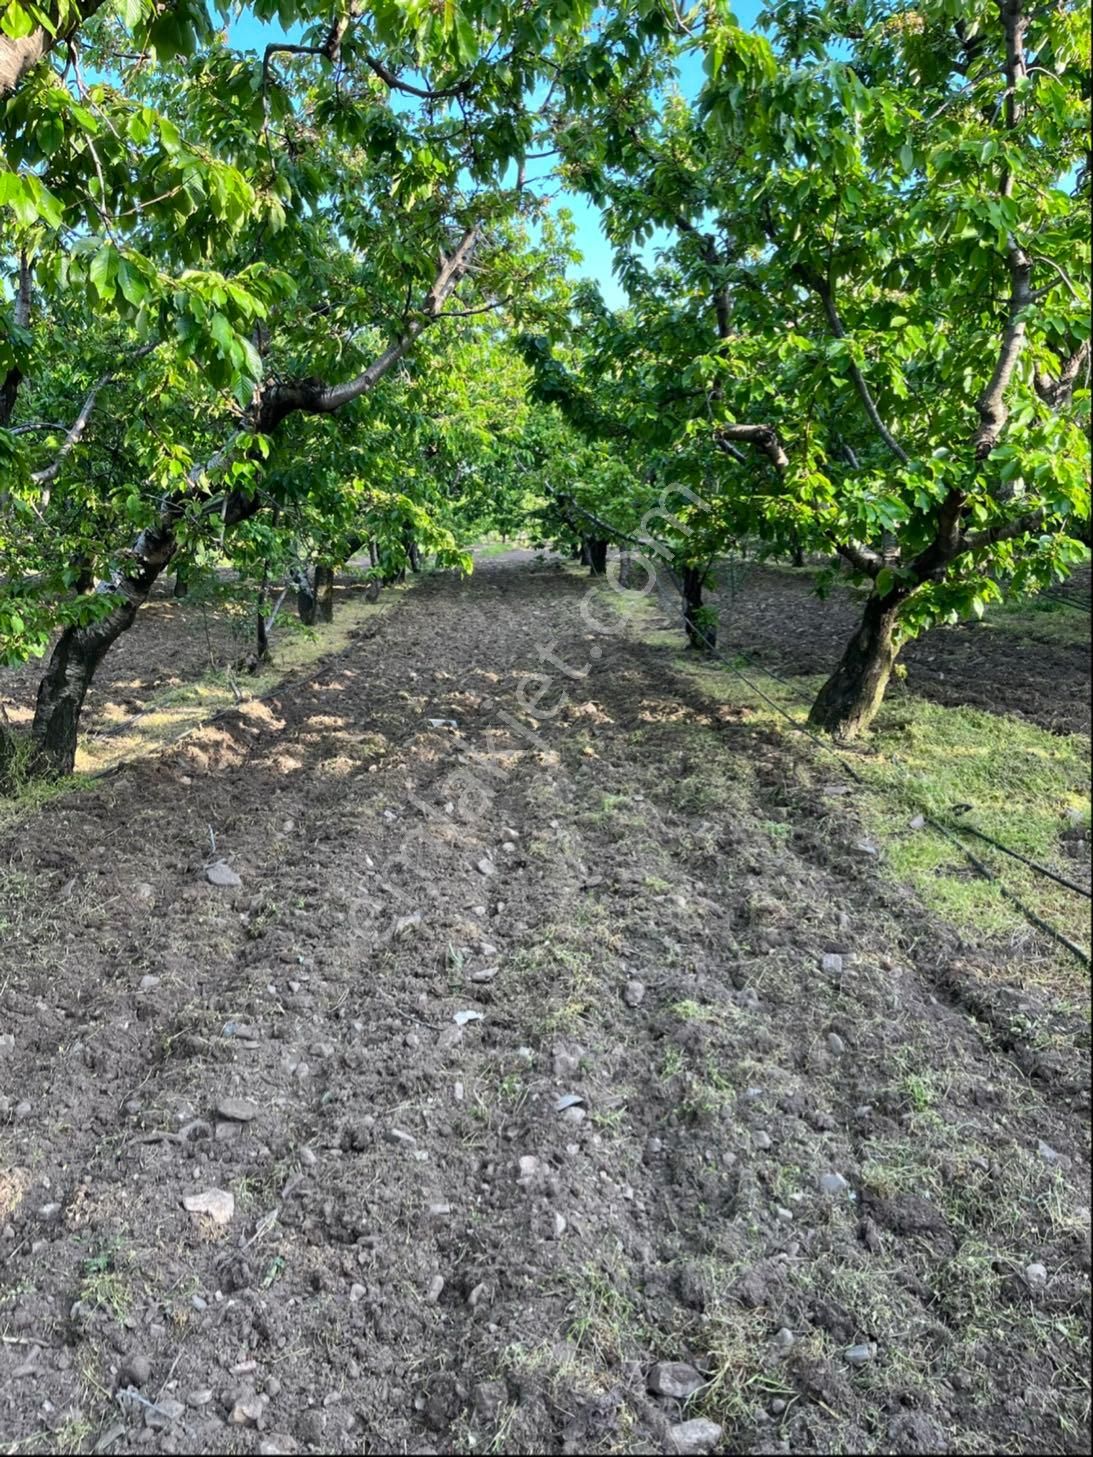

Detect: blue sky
231,3,766,308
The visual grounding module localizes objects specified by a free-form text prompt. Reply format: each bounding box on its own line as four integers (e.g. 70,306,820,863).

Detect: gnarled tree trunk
32,588,157,780
587,538,608,577
682,565,715,651
314,563,335,622
808,592,903,738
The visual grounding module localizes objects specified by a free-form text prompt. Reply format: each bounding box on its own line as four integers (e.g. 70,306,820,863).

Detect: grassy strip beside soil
597,577,1091,996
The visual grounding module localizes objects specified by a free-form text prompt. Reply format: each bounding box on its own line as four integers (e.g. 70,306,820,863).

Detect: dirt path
1,558,1089,1456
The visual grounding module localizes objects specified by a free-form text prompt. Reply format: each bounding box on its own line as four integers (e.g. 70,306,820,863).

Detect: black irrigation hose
947,816,1091,900
560,499,1092,968
1042,590,1091,613
926,819,1092,966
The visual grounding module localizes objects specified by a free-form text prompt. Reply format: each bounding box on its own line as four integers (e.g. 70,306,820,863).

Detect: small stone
624,980,646,1007
121,1354,153,1388
470,968,498,983
259,1437,298,1456
230,1393,267,1427
37,1202,61,1222
138,975,161,993
394,912,422,937
145,1398,186,1430
384,1128,416,1148
517,1155,541,1185
349,1283,366,1303
909,814,926,830
426,1274,445,1303
855,838,880,857
182,1188,234,1225
770,1399,786,1415
648,1361,705,1399
549,1212,568,1240
668,1418,723,1455
1037,1140,1060,1164
216,1097,259,1123
187,1389,213,1408
821,953,843,975
1025,1262,1048,1288
14,1101,31,1120
427,1202,452,1219
753,1130,773,1150
819,1172,850,1197
205,861,242,888
476,858,496,877
827,1032,846,1056
561,1105,586,1124
845,1342,876,1366
772,1328,795,1353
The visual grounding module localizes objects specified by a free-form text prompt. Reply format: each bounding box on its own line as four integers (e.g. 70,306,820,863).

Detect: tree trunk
314,563,335,622
808,592,903,738
402,530,421,573
588,538,608,577
682,566,715,651
789,531,805,568
31,598,142,775
579,538,592,566
296,569,317,625
173,569,189,599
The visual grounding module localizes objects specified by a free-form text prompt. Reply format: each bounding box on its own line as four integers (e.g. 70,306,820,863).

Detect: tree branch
0,250,32,428
29,342,159,488
813,278,910,466
835,541,882,577
0,0,108,101
715,423,789,470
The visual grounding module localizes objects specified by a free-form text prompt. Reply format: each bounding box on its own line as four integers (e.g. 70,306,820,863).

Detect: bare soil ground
1,556,1090,1456
705,563,1091,736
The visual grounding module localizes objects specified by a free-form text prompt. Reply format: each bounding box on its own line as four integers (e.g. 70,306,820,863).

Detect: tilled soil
706,564,1091,736
1,557,1090,1456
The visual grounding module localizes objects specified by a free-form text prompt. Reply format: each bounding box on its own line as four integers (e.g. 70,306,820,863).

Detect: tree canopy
1,0,1089,773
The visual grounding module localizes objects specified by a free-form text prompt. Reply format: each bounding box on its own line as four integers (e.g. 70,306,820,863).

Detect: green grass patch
982,593,1091,649
853,697,1090,980
604,581,1091,994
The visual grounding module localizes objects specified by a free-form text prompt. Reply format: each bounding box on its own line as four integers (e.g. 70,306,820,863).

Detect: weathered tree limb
814,278,910,467
0,0,107,100
30,341,159,488
715,422,789,470
0,251,32,428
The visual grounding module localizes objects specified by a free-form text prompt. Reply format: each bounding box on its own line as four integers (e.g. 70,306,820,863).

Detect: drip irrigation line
925,819,1092,966
558,498,1091,968
948,815,1091,899
1042,590,1091,614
